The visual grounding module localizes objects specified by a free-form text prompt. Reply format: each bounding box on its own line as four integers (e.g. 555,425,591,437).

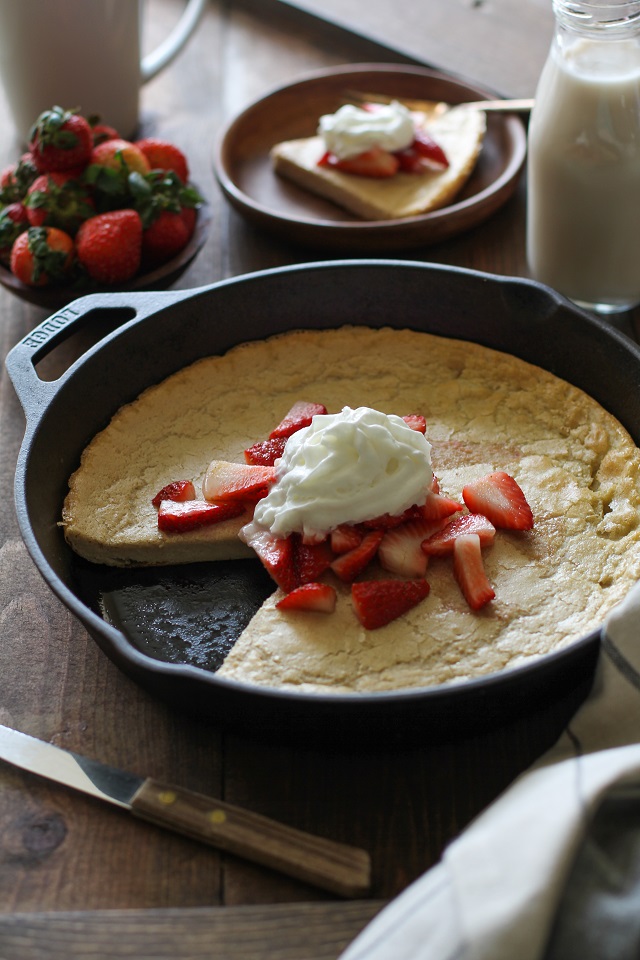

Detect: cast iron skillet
7,261,640,745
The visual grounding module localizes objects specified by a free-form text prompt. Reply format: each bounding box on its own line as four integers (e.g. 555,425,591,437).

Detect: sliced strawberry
411,128,449,168
151,479,196,508
202,460,276,503
421,513,496,557
330,524,363,555
394,145,428,174
378,518,443,578
244,436,287,466
462,471,534,531
360,503,423,531
352,578,430,630
420,489,464,521
330,529,385,582
240,523,298,593
453,533,495,610
276,582,337,614
157,499,244,533
318,146,400,178
402,414,427,433
269,401,327,440
294,537,334,584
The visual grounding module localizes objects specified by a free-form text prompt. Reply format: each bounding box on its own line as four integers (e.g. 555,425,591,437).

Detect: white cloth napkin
341,581,640,960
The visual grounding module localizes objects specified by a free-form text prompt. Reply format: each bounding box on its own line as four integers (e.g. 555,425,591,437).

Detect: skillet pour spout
6,260,639,746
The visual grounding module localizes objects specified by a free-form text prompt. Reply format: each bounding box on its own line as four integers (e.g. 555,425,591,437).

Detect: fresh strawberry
126,167,202,264
29,107,93,173
360,504,423,531
0,154,38,203
318,145,400,178
462,471,534,531
84,139,152,208
240,523,298,593
269,401,327,440
453,533,495,610
420,488,464,521
151,479,196,508
141,206,196,266
25,172,94,233
135,137,189,183
412,128,449,168
396,129,449,173
378,518,443,578
90,138,151,175
395,146,428,174
402,414,427,433
89,120,119,147
352,578,430,630
0,203,28,262
157,499,245,532
294,536,334,584
75,209,142,284
202,460,276,503
244,436,287,466
330,529,384,582
276,582,337,614
330,524,363,554
10,225,74,286
421,513,496,557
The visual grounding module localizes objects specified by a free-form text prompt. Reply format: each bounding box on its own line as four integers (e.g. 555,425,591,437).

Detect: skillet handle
5,288,197,421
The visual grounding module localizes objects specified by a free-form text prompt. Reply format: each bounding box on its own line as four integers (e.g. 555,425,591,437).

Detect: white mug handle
141,0,208,83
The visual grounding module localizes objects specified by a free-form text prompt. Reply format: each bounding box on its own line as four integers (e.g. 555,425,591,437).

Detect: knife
0,724,371,898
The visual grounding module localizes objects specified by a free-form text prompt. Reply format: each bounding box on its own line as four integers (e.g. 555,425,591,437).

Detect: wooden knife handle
131,778,372,898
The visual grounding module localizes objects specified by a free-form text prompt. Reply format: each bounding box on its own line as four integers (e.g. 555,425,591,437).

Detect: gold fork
342,89,534,119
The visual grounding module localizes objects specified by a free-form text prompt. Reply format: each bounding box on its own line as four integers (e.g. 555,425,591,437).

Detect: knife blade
0,724,371,898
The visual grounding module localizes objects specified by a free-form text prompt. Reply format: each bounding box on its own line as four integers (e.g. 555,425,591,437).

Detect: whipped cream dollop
317,101,415,160
252,406,433,541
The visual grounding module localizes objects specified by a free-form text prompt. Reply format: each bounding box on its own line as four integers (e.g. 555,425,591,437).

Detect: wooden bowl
0,197,212,311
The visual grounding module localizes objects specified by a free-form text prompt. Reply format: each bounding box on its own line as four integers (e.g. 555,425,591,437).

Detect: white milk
527,35,640,313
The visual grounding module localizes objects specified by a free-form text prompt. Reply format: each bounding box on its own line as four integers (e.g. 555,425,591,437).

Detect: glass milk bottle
527,0,640,314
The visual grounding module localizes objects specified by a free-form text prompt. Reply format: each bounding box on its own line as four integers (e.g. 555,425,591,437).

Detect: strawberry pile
0,106,203,289
152,401,534,630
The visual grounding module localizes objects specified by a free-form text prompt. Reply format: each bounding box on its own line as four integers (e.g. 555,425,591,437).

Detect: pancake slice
270,105,486,220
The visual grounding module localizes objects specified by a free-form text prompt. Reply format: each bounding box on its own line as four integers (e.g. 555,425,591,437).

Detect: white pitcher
0,0,207,142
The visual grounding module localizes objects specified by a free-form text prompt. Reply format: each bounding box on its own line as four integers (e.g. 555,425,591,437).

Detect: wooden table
0,1,638,957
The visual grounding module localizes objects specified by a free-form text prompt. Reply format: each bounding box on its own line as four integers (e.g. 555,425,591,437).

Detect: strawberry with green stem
0,154,39,204
0,203,28,263
10,226,74,286
129,169,203,266
29,106,92,173
135,138,190,183
25,172,94,234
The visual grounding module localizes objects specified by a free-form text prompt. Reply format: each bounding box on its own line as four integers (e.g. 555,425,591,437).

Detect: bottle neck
553,0,640,38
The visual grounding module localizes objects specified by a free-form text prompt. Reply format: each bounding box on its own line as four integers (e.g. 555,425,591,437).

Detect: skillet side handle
5,289,194,421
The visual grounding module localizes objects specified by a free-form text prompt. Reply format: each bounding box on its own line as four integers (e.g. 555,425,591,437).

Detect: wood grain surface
0,0,638,957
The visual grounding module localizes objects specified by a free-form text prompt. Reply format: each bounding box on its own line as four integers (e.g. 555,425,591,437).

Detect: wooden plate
0,196,212,311
213,64,527,252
